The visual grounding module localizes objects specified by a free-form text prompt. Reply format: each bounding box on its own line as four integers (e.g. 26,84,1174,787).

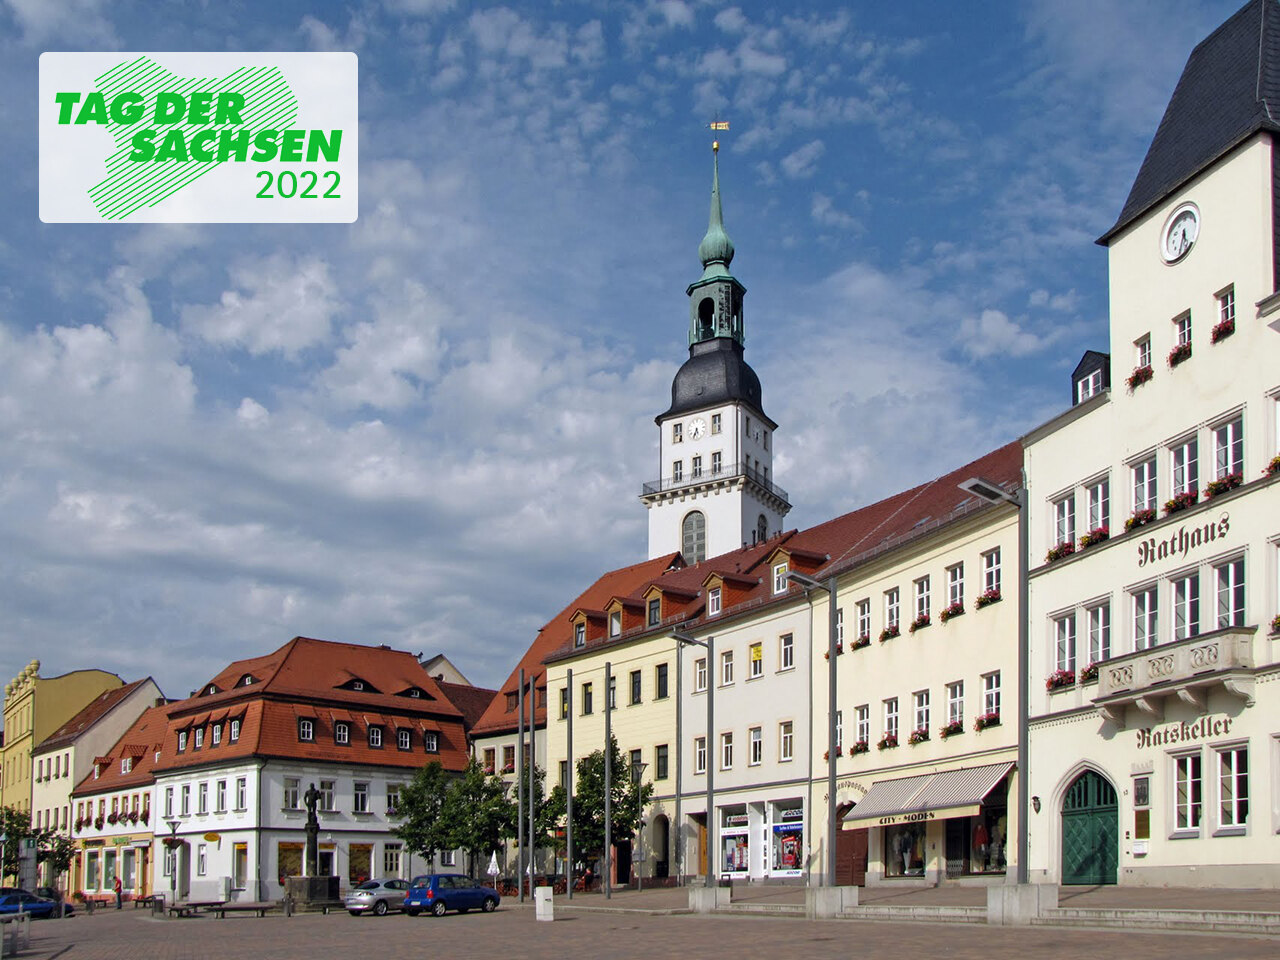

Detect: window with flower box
856,704,869,746
1175,311,1192,347
1172,572,1200,641
856,599,871,641
1217,285,1235,326
885,588,900,631
1213,415,1243,480
914,576,930,620
883,698,899,740
1171,437,1198,497
1054,613,1076,673
947,681,963,724
983,672,1001,717
947,564,963,607
1053,494,1075,547
1086,478,1109,533
913,690,929,732
835,710,843,750
835,607,844,645
1136,335,1151,369
1132,456,1157,515
982,548,1001,595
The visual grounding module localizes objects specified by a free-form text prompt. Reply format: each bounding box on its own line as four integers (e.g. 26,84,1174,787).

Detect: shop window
722,812,749,874
885,823,926,878
944,801,1008,877
771,806,804,873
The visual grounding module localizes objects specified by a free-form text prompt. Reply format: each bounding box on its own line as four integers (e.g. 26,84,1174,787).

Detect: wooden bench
212,902,275,919
133,895,157,909
166,900,225,918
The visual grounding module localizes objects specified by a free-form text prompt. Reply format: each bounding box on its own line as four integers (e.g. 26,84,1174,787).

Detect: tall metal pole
604,661,612,899
1016,488,1030,885
517,668,525,902
529,672,537,888
825,578,838,887
705,635,715,888
566,668,574,900
674,647,683,882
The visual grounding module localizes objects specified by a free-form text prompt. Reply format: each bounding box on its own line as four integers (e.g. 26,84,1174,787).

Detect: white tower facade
640,146,791,562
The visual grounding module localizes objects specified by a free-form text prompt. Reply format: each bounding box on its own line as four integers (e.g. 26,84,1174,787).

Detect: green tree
558,736,653,863
439,757,516,875
393,761,453,863
37,832,76,888
0,807,36,885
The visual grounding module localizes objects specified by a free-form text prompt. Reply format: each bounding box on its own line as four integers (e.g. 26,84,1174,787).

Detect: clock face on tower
689,417,708,440
1160,202,1199,264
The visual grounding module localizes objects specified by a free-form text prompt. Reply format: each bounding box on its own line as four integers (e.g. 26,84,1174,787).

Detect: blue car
402,874,499,917
0,893,70,919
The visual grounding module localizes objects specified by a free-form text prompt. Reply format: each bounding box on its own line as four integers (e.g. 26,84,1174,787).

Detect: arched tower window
697,298,715,340
756,515,768,544
682,511,707,563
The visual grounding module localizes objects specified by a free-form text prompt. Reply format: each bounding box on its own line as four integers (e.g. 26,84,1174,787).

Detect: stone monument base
285,876,341,911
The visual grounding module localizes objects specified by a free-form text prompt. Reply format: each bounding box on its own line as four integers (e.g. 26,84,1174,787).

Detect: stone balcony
1092,625,1257,728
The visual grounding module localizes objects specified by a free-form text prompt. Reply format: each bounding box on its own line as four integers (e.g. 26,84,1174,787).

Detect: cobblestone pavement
19,902,1280,960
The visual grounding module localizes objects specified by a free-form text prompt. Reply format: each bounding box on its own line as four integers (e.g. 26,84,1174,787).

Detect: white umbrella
486,851,500,877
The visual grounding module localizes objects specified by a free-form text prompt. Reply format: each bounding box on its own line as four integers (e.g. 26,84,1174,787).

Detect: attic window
409,688,421,698
121,757,132,774
574,623,586,648
93,764,100,779
229,719,240,742
239,675,256,687
353,681,364,691
424,731,439,753
205,684,219,695
177,731,188,752
506,692,518,712
298,718,315,742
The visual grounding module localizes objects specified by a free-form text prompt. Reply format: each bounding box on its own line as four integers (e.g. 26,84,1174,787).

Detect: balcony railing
1092,625,1256,727
640,460,789,503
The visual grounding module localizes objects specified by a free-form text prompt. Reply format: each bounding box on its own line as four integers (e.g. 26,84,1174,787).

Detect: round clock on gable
1160,202,1199,264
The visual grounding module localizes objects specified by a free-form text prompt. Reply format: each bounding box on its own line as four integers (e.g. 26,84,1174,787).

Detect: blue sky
0,0,1244,697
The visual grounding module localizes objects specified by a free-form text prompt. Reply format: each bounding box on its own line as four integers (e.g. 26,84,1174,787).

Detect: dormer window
708,587,722,617
369,726,384,749
397,728,411,751
212,724,221,746
609,611,621,637
238,674,256,687
424,731,439,753
409,688,421,698
205,684,218,695
229,719,240,742
298,718,314,743
647,597,661,626
335,722,350,745
574,622,586,648
352,680,364,691
121,757,132,774
177,731,188,752
772,561,789,594
93,764,100,779
193,728,204,749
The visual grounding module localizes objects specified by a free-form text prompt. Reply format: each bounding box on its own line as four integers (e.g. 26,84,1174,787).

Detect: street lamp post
164,818,181,903
959,476,1029,885
672,628,714,888
786,570,839,888
630,761,648,892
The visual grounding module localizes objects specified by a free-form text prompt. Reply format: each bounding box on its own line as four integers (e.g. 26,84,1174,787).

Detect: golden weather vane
709,116,729,152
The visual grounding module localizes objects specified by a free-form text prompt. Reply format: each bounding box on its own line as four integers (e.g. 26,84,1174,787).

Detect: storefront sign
1135,715,1233,749
82,839,104,848
1136,513,1229,568
723,814,748,827
204,832,221,842
877,810,937,826
778,808,803,821
112,836,132,845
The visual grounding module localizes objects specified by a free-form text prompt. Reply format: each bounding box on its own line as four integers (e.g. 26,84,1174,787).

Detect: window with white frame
318,780,334,812
1171,437,1198,496
779,633,794,670
711,450,722,475
197,843,207,876
1133,456,1157,513
384,844,402,877
335,722,349,745
1216,744,1248,830
284,778,300,810
398,728,412,751
779,721,794,761
885,588,900,629
672,460,683,483
721,650,734,685
749,642,763,679
1217,285,1235,326
369,726,384,748
1077,367,1104,402
707,586,721,617
1174,752,1202,831
216,780,226,813
609,611,621,637
913,691,930,733
691,455,702,479
1136,335,1151,369
164,787,174,818
947,681,964,724
1053,494,1076,546
773,561,789,594
983,672,1001,717
883,698,899,740
1087,602,1111,664
1133,585,1158,650
749,726,763,765
1172,571,1200,641
424,731,439,753
211,724,221,746
1213,416,1243,479
230,719,240,742
1175,311,1192,347
194,728,204,749
440,850,456,867
982,548,1001,595
720,732,733,770
1054,612,1077,673
855,704,869,746
835,710,843,750
947,564,963,607
914,576,930,619
1215,556,1245,628
856,599,871,640
672,422,682,443
354,781,369,814
298,719,314,742
178,731,188,752
835,607,844,645
1086,478,1110,532
694,658,707,693
711,413,722,434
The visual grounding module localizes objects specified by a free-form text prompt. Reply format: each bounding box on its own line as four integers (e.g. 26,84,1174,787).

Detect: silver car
345,878,410,916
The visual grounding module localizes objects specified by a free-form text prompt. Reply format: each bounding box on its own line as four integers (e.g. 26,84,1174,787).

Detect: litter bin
534,886,553,922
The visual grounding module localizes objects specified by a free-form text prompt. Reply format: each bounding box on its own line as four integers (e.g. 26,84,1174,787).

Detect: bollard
534,886,554,922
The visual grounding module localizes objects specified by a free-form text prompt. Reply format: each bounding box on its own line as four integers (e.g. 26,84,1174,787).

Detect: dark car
0,893,70,919
402,874,499,917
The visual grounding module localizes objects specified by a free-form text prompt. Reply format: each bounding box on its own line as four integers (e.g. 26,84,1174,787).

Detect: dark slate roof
659,338,774,426
1099,0,1280,244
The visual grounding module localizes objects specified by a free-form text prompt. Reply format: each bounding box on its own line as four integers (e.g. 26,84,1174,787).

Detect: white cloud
714,7,748,34
958,309,1047,359
810,193,858,229
2,0,117,45
780,139,825,179
180,254,341,358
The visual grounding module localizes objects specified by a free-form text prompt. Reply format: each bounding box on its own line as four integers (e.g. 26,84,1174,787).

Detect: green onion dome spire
697,142,735,270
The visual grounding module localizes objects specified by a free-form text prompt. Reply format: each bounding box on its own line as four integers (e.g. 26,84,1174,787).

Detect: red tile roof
71,704,170,798
150,637,472,775
34,679,152,754
469,553,683,737
436,681,499,733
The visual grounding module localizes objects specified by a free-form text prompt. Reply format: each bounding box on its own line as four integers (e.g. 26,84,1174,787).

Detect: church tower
640,143,791,563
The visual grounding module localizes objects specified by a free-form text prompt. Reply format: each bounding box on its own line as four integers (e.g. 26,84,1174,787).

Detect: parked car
402,874,499,917
345,878,411,916
0,893,71,919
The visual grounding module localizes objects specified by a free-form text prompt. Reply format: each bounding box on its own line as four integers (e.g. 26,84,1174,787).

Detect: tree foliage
545,736,653,861
394,758,519,876
392,761,452,861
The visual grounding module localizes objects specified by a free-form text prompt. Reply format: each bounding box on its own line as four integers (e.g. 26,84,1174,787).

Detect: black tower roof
659,338,773,426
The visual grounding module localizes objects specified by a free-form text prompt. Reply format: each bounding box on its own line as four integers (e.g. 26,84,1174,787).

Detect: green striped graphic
87,56,298,220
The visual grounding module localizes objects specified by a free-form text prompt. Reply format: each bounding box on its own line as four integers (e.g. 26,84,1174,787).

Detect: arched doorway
1060,770,1118,885
652,815,670,878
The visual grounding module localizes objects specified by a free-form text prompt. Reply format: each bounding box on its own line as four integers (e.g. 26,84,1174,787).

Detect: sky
0,0,1246,700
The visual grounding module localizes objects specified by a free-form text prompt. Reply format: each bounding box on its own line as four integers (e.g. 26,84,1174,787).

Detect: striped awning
842,761,1013,828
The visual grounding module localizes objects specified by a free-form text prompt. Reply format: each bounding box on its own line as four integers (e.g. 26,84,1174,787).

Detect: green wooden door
1061,771,1118,885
